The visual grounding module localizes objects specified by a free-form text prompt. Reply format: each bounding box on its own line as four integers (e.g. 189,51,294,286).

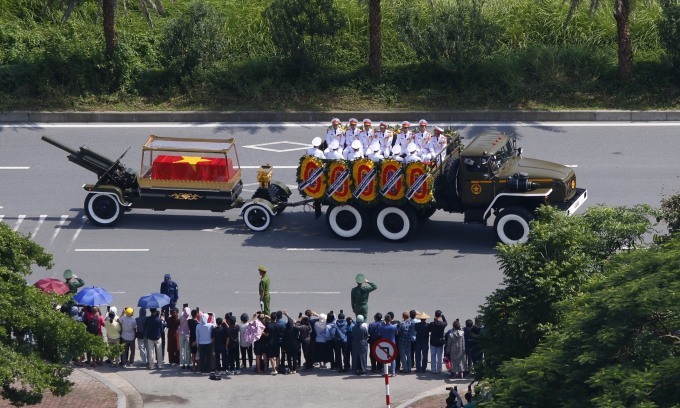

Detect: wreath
404,162,433,206
297,155,326,200
351,159,378,204
325,160,352,204
379,159,405,202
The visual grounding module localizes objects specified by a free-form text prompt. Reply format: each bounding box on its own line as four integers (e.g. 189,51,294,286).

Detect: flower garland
379,159,405,202
404,162,433,206
325,160,352,204
297,155,326,200
351,158,377,204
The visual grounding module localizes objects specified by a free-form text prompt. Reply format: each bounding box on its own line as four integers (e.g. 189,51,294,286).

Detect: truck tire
326,204,368,239
243,203,273,232
84,193,122,227
494,207,534,244
375,206,418,242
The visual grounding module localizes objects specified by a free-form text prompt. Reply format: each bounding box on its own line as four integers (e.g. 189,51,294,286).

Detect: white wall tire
375,206,418,242
326,205,366,239
84,193,121,227
494,207,534,244
243,204,273,232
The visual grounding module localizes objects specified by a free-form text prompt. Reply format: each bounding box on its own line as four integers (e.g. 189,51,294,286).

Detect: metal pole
384,362,391,408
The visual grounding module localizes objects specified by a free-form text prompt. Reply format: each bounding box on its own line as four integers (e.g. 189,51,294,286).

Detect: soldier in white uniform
325,118,345,149
307,137,326,159
359,119,376,152
413,119,431,151
405,142,422,163
390,145,404,162
347,139,364,161
394,121,413,154
433,127,448,163
367,141,384,162
325,139,344,160
344,118,362,150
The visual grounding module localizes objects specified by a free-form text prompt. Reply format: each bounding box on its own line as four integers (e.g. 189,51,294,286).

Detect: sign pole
384,362,391,408
371,338,397,408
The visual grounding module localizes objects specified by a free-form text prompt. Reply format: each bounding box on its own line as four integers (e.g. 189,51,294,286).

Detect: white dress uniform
404,143,422,163
420,137,438,162
413,129,431,150
359,128,376,152
326,127,345,149
390,145,404,162
326,148,344,160
395,130,413,153
344,125,362,151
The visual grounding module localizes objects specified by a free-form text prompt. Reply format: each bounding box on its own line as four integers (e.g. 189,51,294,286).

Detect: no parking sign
371,338,397,408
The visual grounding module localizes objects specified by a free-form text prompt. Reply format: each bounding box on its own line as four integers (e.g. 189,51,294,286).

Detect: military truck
295,131,587,244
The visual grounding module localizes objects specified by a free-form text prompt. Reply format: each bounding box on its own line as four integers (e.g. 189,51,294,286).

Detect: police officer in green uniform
258,265,271,315
351,274,377,319
63,269,85,295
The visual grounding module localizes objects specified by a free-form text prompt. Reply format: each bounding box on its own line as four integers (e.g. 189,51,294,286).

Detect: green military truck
295,131,587,244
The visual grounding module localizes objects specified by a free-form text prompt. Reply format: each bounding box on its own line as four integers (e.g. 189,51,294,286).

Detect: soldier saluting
351,274,377,320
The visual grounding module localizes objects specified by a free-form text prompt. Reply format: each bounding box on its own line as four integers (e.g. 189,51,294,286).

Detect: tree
482,235,680,407
478,205,654,376
368,0,382,76
103,0,117,58
568,0,634,82
0,222,108,406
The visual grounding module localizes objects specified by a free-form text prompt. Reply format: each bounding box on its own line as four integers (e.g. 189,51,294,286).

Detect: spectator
352,315,369,375
195,313,214,374
296,316,313,371
188,309,199,371
238,313,254,370
397,311,414,373
166,308,180,366
145,308,163,369
104,307,122,366
135,308,148,367
332,311,348,372
264,312,283,375
414,312,430,373
314,313,330,369
226,315,241,374
119,307,137,368
428,310,448,374
325,312,337,370
445,320,466,379
379,313,398,377
249,313,268,373
282,311,300,373
368,313,383,373
178,306,191,369
212,317,228,375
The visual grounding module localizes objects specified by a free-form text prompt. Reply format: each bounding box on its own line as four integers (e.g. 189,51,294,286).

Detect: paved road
1,121,679,406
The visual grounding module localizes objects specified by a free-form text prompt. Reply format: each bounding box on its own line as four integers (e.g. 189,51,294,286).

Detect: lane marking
565,165,578,168
49,215,68,245
234,291,340,295
242,141,309,153
32,215,47,237
67,216,86,252
74,248,149,252
0,166,30,170
286,247,362,251
12,215,25,232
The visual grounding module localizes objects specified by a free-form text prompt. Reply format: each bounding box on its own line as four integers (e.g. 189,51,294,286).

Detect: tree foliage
0,222,108,406
479,204,654,376
658,0,680,72
483,234,680,407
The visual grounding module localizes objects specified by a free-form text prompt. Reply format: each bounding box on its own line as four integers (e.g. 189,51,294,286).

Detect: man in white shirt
307,137,326,159
405,143,422,163
390,145,404,162
413,119,431,151
347,139,364,161
325,139,344,160
394,121,413,154
367,141,384,162
344,118,362,152
359,119,376,152
326,118,345,149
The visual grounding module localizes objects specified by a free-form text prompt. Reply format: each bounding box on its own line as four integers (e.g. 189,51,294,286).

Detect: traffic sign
371,338,397,364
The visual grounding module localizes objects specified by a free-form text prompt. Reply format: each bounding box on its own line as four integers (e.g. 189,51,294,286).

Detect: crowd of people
59,272,483,382
306,118,449,164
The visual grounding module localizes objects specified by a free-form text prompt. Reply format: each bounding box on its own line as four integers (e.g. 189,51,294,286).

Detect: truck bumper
557,188,587,216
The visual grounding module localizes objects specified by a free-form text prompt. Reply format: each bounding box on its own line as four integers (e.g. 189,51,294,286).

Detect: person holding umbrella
63,269,85,295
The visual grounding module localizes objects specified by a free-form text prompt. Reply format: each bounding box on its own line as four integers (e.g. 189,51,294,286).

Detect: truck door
459,157,496,206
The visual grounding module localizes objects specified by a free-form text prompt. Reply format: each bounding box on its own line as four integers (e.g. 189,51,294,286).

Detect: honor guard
405,142,422,163
414,119,431,149
344,118,362,151
395,121,413,154
359,118,376,151
367,141,384,162
307,137,326,159
390,144,404,162
326,118,345,149
325,139,344,160
347,139,364,161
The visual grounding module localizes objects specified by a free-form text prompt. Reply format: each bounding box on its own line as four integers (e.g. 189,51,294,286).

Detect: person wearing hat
326,118,345,149
376,122,393,155
351,274,377,321
307,137,326,159
63,269,84,295
414,119,431,151
344,118,361,152
347,139,365,161
359,119,376,152
414,311,431,373
258,266,270,315
351,314,369,375
389,144,404,162
160,273,179,320
325,139,343,160
367,141,384,162
395,121,413,155
119,307,138,367
405,142,422,163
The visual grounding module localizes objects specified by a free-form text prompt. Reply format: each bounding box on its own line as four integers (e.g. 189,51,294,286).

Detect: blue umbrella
73,286,113,306
137,293,171,309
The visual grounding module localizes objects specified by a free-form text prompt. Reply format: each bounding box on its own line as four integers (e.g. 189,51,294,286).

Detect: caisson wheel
375,206,418,242
84,193,122,227
494,207,535,244
326,204,368,239
243,204,273,232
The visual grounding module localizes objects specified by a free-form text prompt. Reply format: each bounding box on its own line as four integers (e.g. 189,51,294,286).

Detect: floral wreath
297,155,326,200
325,160,352,205
405,162,433,206
351,158,377,204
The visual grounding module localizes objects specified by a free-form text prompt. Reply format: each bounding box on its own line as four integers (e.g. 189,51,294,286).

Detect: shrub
659,0,680,71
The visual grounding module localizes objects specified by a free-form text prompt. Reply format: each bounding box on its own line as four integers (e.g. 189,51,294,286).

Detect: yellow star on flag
174,156,211,171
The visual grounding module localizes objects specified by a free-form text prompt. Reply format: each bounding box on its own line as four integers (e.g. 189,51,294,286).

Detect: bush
263,0,345,75
397,0,501,72
659,0,680,71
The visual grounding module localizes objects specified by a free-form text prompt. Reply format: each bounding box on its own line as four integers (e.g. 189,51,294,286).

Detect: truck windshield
495,141,515,163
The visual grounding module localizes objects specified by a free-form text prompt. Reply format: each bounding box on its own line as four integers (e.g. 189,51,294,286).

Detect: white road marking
49,215,68,245
234,291,340,295
565,165,578,168
0,166,30,170
286,248,362,251
109,291,127,294
12,215,25,232
0,215,4,222
74,248,149,252
67,217,86,251
32,215,47,237
242,141,309,153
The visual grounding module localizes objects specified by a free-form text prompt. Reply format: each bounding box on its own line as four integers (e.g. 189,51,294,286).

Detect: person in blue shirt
378,314,398,376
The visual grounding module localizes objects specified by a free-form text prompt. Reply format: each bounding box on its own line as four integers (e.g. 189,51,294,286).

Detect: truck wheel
84,193,122,227
243,203,272,232
375,206,418,241
494,207,534,244
326,205,368,239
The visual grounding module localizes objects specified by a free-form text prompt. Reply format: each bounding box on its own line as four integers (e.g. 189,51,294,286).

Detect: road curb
1,110,680,122
395,384,450,408
79,368,144,408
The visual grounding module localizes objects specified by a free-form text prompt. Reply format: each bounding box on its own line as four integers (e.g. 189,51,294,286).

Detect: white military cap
330,139,340,149
434,126,444,133
392,145,402,155
311,137,322,147
407,142,418,153
331,118,340,124
419,119,428,126
369,141,380,152
351,140,361,149
363,118,372,124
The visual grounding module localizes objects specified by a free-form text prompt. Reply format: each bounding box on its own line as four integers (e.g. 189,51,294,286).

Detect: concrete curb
79,368,144,408
1,110,680,123
395,384,450,408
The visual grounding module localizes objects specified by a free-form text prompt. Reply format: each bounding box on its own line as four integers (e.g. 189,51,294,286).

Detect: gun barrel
42,135,79,156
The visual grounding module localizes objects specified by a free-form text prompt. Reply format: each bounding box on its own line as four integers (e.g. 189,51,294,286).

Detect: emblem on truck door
471,184,482,195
